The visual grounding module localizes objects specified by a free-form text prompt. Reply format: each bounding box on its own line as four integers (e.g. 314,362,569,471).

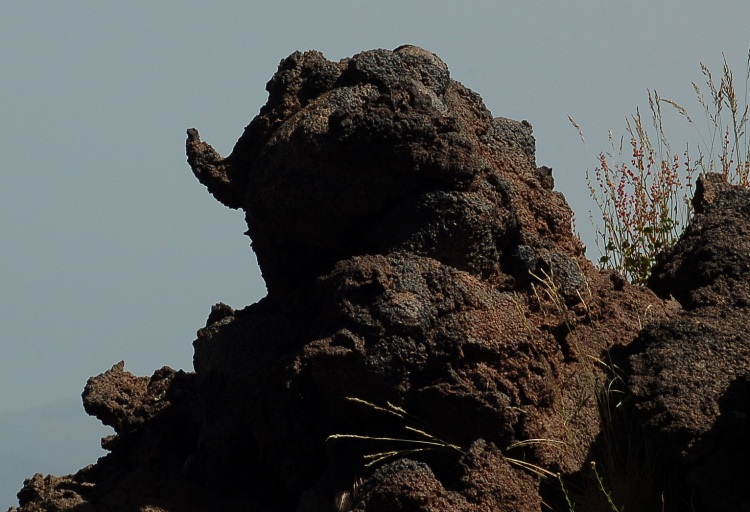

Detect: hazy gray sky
2,1,749,507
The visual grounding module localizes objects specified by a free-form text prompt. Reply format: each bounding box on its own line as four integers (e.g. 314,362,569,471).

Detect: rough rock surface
185,45,577,296
10,46,709,512
12,363,230,512
622,173,750,511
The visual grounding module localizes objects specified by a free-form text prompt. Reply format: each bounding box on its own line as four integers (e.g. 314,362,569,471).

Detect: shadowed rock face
181,46,613,509
624,174,750,512
12,46,697,512
649,172,750,310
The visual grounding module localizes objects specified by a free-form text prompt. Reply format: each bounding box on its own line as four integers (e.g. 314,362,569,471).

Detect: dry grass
675,50,750,185
557,50,750,511
327,397,465,467
570,98,696,285
571,47,750,285
529,273,667,512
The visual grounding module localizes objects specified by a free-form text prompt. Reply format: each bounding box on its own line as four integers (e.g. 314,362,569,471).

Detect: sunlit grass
571,47,750,284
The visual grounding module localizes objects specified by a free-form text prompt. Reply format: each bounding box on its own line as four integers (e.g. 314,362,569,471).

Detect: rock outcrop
623,173,750,511
13,46,749,512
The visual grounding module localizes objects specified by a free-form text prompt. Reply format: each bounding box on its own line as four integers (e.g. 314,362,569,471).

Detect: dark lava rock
12,364,227,512
649,173,750,310
624,173,750,511
345,441,540,512
186,45,573,296
12,46,680,512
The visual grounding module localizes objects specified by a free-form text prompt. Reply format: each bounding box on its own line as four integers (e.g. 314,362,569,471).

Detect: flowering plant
572,49,750,284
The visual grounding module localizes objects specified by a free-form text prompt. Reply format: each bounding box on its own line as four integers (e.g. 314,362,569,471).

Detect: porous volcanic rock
185,45,577,296
343,440,541,512
12,46,678,512
183,45,676,511
11,363,229,512
624,173,750,511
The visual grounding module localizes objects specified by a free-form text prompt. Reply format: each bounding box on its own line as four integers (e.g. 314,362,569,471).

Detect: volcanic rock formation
622,173,750,512
11,46,749,512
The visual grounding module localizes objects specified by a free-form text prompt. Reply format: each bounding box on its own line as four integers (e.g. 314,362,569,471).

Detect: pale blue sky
2,1,749,507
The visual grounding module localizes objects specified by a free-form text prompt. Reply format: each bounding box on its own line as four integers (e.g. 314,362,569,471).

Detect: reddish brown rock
346,441,540,512
10,364,237,512
12,46,683,512
186,46,574,296
180,45,677,510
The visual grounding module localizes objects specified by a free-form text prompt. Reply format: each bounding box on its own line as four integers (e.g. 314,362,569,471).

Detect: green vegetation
571,48,750,284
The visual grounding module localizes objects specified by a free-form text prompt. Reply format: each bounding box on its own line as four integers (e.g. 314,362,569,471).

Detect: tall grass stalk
668,49,750,185
570,100,696,285
570,47,750,285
